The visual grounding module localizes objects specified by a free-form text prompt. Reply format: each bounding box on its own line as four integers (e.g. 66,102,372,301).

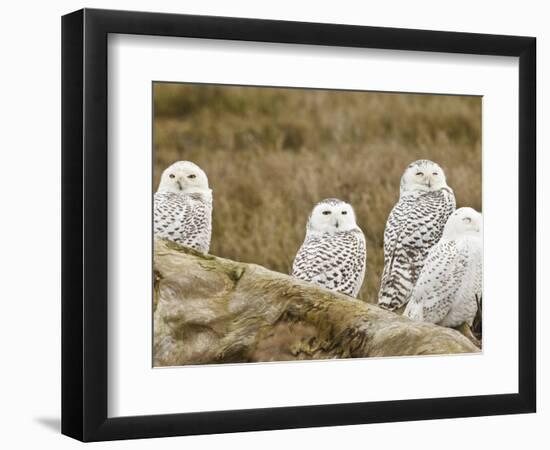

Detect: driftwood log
153,239,478,366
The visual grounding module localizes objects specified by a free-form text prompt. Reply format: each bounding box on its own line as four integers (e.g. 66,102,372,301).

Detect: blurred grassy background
153,83,481,303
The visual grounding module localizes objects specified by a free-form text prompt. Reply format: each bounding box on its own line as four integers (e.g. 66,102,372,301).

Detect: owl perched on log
404,207,482,328
378,160,455,311
292,198,366,298
154,161,212,253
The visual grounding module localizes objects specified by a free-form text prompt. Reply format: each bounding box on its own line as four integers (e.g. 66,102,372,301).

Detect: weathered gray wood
153,239,479,366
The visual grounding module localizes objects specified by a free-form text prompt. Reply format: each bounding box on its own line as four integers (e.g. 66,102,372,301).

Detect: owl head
157,161,210,194
443,207,482,240
307,198,359,234
400,160,449,195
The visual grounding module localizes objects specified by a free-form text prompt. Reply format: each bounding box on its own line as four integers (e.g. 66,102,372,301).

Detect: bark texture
153,239,479,366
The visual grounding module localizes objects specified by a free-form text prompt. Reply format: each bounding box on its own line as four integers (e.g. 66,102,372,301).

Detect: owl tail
377,265,415,312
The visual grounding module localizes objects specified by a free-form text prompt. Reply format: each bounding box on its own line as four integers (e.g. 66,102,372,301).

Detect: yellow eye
432,172,438,176
416,172,424,176
169,174,175,179
341,211,348,215
322,210,331,215
188,174,196,179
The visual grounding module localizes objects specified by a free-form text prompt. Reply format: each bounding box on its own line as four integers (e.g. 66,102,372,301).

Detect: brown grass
153,83,481,303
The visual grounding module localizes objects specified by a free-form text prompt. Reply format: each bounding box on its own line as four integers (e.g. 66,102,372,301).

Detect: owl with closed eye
292,198,366,298
378,160,456,311
404,207,482,329
154,161,212,253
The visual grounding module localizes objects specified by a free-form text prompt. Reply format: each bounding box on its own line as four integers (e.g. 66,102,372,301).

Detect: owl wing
404,240,459,324
349,230,367,297
292,235,343,288
379,188,455,310
389,188,456,266
292,231,365,297
439,238,483,327
154,192,210,252
154,191,190,239
332,229,367,297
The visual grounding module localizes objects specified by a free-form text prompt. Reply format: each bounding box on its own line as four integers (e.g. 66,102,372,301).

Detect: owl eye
322,210,331,215
416,172,424,176
169,174,175,179
462,217,472,224
341,211,348,215
188,174,196,179
432,172,438,176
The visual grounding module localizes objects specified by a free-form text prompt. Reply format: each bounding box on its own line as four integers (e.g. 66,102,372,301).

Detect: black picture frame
61,8,536,442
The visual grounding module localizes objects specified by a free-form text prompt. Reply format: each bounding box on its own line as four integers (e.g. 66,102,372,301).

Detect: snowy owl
292,198,366,298
404,207,482,328
378,160,456,311
154,161,212,253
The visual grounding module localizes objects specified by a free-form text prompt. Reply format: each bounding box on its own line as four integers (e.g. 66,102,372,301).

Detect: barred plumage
378,160,455,311
404,208,482,328
292,199,366,298
154,161,212,253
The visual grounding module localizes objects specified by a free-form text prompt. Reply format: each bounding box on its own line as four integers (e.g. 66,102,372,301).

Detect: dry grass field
153,83,481,303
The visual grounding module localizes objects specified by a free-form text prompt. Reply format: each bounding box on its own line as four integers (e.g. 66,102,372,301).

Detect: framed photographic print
61,8,536,442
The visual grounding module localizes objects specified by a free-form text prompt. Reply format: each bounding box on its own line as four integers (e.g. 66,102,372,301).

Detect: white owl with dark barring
154,161,212,253
404,208,482,328
292,199,366,298
378,160,456,311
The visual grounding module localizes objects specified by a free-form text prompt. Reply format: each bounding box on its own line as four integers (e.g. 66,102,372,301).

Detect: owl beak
176,180,183,191
334,219,340,229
